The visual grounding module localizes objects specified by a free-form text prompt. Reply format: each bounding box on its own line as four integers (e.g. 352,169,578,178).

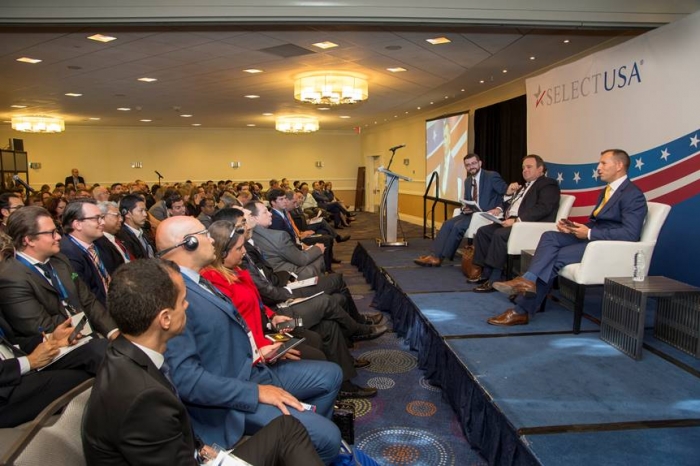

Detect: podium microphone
389,144,406,151
12,175,36,193
155,170,164,178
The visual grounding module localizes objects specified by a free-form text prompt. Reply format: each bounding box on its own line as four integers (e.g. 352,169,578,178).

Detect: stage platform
351,240,700,465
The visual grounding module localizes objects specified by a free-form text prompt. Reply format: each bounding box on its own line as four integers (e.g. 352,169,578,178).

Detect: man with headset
117,194,155,259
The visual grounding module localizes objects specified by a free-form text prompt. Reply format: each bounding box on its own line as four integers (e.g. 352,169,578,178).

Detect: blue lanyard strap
15,255,70,301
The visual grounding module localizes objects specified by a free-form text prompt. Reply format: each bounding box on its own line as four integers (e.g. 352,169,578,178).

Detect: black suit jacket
94,236,126,275
503,175,561,222
65,175,85,187
270,208,297,244
0,254,117,347
59,236,108,306
83,336,198,466
115,225,153,260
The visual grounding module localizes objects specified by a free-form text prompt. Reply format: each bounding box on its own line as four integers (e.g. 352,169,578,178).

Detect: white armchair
556,202,671,333
450,209,517,240
505,194,576,276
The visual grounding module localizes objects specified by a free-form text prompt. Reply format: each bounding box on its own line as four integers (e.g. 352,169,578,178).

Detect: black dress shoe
354,358,371,368
331,257,342,264
352,324,388,341
473,281,496,293
336,234,351,243
335,224,345,229
338,381,377,399
363,313,385,325
466,275,487,284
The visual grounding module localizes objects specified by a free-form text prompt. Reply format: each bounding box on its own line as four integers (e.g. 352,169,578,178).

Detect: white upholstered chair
556,201,671,333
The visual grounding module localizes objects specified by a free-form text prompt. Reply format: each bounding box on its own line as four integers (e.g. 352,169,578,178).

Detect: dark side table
601,277,700,360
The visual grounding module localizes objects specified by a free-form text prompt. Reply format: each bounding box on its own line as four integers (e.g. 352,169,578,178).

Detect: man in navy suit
158,216,342,463
488,149,648,326
415,152,508,266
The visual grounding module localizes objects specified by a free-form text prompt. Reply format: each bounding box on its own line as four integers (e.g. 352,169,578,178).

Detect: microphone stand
155,171,163,186
386,146,401,171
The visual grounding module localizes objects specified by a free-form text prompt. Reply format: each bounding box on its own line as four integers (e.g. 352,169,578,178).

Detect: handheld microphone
12,175,36,193
389,144,406,151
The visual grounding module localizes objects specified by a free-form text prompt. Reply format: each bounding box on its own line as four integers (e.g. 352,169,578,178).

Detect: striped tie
88,244,110,293
592,185,612,217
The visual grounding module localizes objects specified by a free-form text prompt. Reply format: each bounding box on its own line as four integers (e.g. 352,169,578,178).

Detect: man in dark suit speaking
488,149,647,326
472,154,561,292
64,168,85,188
415,152,508,267
82,259,323,465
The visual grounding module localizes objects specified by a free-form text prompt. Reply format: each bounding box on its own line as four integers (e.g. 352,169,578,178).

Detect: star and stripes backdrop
526,11,700,286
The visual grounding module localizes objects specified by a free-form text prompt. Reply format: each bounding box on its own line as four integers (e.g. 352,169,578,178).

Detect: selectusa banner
526,10,700,286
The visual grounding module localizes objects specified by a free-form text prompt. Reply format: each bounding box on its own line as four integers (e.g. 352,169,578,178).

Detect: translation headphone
156,230,205,257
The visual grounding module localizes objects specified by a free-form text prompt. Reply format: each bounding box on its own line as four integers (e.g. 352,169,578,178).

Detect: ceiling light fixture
11,105,27,109
312,41,339,50
563,39,570,44
262,112,274,116
275,115,319,134
117,107,131,111
530,56,536,60
11,115,65,133
16,57,41,64
244,95,260,99
192,123,202,127
180,114,193,118
243,69,263,74
426,37,451,45
294,72,368,106
339,115,351,119
88,34,117,43
89,117,100,120
246,124,256,127
387,67,407,73
65,93,82,97
138,77,157,82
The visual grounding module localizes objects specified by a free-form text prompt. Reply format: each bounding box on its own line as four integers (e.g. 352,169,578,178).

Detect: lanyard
16,255,70,302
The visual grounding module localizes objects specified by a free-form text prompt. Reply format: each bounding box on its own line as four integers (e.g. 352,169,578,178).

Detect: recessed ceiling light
246,124,256,127
244,95,260,99
461,89,465,92
262,112,274,116
387,67,407,73
563,39,570,44
65,93,82,97
180,114,193,118
444,96,449,99
417,106,421,110
430,102,434,105
317,107,330,111
140,119,152,122
312,41,338,50
11,105,27,108
138,77,157,82
88,34,117,43
339,115,351,119
89,117,101,121
192,123,202,127
16,57,42,64
117,107,131,111
243,69,263,74
530,56,536,60
394,115,398,118
426,37,451,45
479,80,485,84
405,111,409,114
502,69,508,73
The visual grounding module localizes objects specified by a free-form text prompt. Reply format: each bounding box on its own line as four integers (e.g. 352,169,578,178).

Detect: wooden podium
377,166,411,247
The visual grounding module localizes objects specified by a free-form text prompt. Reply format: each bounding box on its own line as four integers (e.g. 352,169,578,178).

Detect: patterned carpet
331,212,486,466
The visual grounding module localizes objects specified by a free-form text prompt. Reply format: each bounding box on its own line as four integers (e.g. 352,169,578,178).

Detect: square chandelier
294,72,368,106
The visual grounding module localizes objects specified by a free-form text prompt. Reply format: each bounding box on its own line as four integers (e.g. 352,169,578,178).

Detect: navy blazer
586,178,647,242
463,169,508,211
59,236,108,306
270,208,297,244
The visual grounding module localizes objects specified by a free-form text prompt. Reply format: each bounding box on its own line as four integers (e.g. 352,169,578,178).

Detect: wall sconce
315,161,324,168
403,158,410,166
230,161,241,169
131,162,143,169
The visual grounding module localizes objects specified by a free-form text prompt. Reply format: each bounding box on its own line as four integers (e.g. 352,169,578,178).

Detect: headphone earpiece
181,235,199,251
120,208,128,216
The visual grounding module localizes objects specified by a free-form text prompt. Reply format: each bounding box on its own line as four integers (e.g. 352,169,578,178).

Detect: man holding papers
415,153,507,267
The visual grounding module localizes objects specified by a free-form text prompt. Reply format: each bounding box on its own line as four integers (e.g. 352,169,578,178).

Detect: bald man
157,216,342,463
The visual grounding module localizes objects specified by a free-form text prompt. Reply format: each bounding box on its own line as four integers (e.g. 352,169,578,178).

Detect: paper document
37,336,93,371
277,291,324,308
286,276,319,290
459,200,483,212
480,213,504,225
308,217,323,224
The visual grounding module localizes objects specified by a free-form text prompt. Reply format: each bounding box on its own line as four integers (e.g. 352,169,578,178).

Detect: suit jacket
0,254,117,347
586,177,647,242
116,224,154,260
165,274,271,449
94,236,126,275
59,236,109,306
270,208,297,244
252,226,324,280
148,200,169,221
0,316,36,400
196,212,213,229
502,175,561,222
64,175,85,187
311,190,332,208
83,336,198,466
463,169,508,211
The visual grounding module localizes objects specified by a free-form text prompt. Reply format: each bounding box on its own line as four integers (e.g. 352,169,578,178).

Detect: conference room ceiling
0,24,646,131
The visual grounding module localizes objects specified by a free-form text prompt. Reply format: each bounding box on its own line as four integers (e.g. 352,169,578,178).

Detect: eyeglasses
34,229,60,239
79,215,106,223
104,212,121,218
188,228,211,239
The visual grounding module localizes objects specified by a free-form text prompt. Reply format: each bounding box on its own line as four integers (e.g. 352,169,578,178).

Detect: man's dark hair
266,188,286,204
108,259,181,336
299,182,309,190
198,196,215,209
244,200,264,216
110,182,123,191
119,194,144,217
165,193,183,209
62,199,97,234
463,153,481,162
0,192,22,218
602,148,631,172
524,154,546,173
212,207,244,223
7,206,53,250
55,182,66,188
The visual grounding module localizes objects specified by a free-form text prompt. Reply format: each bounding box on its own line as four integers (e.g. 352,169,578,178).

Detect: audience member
64,168,85,188
0,192,24,233
117,194,155,259
96,200,129,268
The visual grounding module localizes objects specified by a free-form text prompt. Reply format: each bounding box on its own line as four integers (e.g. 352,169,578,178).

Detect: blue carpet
409,292,600,336
447,333,700,428
644,328,700,373
390,267,473,293
525,426,700,466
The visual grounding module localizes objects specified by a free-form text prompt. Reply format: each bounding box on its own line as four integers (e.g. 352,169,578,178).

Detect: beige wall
1,126,362,194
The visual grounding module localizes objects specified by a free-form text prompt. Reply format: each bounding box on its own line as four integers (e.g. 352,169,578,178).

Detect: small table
601,276,700,360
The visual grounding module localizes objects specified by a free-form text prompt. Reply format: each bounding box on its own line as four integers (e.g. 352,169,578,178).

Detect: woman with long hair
45,196,67,235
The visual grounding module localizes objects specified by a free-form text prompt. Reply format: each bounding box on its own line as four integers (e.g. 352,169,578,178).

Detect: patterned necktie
505,181,531,218
159,361,179,396
471,178,478,204
114,238,132,262
87,244,110,293
593,185,612,217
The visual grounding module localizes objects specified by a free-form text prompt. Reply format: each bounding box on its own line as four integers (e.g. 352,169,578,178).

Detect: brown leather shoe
414,255,442,267
487,309,529,326
473,281,496,293
492,277,536,297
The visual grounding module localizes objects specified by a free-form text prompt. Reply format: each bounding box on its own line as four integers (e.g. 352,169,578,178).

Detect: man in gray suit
249,201,325,280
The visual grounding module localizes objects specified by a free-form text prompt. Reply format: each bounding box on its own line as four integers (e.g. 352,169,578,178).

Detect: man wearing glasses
59,200,112,306
0,206,118,348
0,192,24,234
414,153,508,267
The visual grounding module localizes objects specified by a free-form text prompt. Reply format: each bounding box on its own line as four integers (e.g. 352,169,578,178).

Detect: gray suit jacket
252,226,324,280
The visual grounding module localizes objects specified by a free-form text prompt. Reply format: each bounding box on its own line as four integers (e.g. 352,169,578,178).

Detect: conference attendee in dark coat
0,206,118,348
488,149,648,326
472,155,561,292
116,194,155,259
415,152,508,266
82,258,324,466
64,168,85,188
